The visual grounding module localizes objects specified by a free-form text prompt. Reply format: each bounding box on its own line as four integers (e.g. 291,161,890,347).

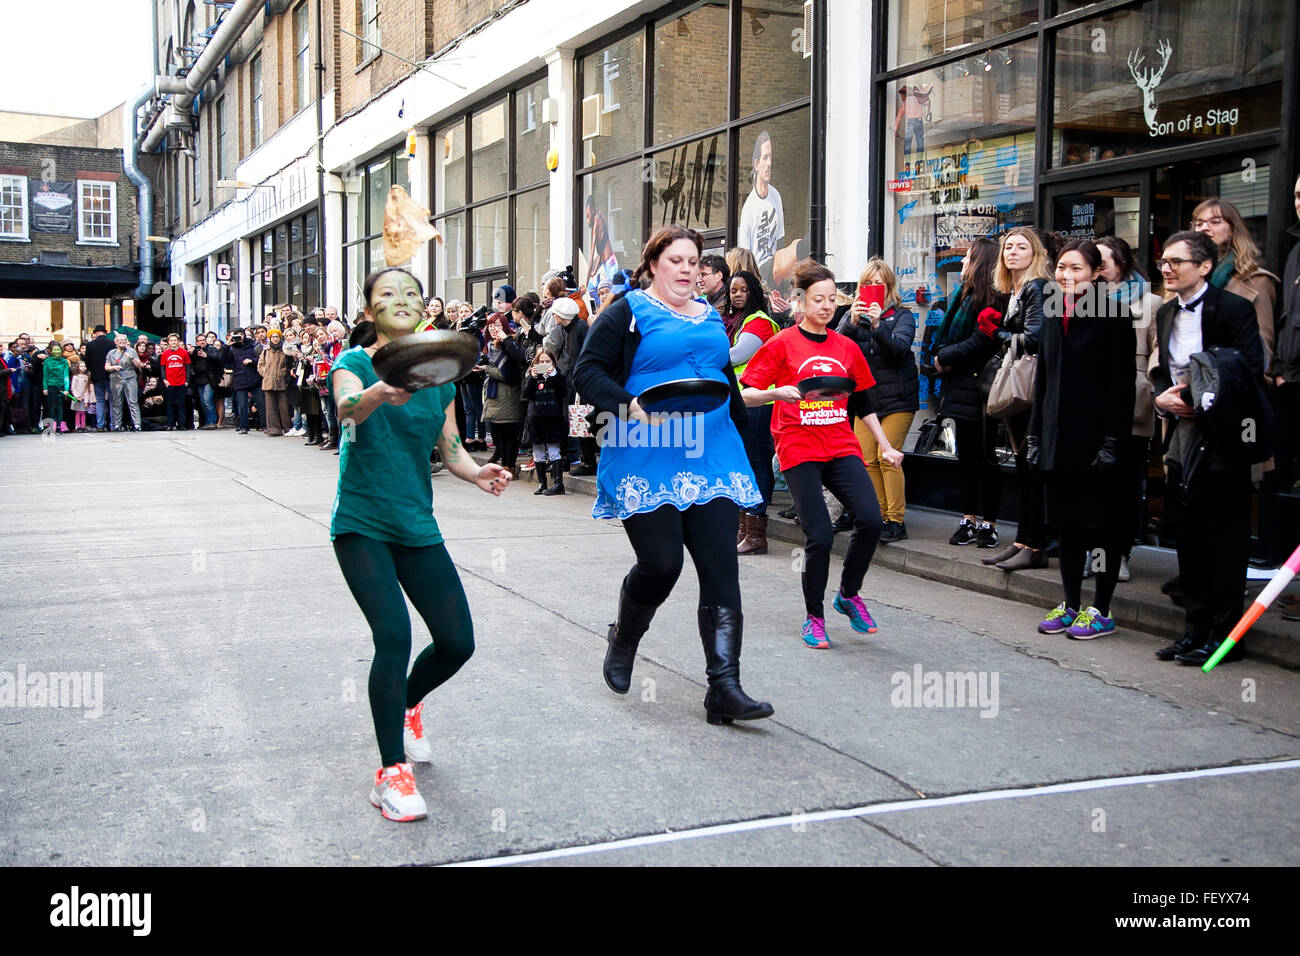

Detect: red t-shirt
740,325,876,470
161,348,191,387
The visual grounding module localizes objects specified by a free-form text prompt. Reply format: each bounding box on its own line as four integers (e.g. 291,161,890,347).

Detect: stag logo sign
1128,39,1173,136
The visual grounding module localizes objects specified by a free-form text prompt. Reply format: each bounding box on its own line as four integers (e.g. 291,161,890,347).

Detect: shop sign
1128,39,1241,138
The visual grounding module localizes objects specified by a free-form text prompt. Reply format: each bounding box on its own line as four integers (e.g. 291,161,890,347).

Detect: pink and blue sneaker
1037,603,1077,634
833,589,878,633
801,615,830,649
1067,606,1116,640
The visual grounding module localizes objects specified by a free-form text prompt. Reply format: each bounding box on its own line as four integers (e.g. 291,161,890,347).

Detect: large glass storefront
252,206,320,317
873,0,1297,527
342,147,410,318
576,0,814,297
432,73,551,306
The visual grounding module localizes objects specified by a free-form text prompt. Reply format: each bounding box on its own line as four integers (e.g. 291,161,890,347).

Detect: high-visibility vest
731,310,780,380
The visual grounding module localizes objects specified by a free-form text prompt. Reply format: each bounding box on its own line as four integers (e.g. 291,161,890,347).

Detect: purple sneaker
1037,603,1077,634
1067,606,1116,640
833,589,878,633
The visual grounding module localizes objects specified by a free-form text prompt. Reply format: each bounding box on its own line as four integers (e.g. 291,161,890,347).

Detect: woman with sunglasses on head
574,225,772,726
330,266,512,822
725,269,780,555
1027,239,1135,640
741,260,904,650
982,227,1052,571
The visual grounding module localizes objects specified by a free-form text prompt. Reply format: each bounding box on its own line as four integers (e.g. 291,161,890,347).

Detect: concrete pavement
0,429,1296,866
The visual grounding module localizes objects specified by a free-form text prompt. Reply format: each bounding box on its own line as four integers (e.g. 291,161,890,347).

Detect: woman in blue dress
573,225,773,725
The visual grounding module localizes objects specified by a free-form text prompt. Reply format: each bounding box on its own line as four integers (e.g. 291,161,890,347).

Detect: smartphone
858,283,886,310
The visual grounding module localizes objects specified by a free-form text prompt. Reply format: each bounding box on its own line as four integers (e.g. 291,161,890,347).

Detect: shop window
471,101,509,202
648,132,728,235
514,78,550,190
580,33,645,167
579,161,644,293
738,0,810,117
652,2,729,145
735,108,810,294
1052,0,1284,167
886,0,1039,70
367,155,390,235
512,188,550,296
436,212,466,303
435,122,466,213
471,198,509,270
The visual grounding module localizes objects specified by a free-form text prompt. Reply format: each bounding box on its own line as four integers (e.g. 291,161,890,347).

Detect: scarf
1209,250,1236,289
934,282,974,348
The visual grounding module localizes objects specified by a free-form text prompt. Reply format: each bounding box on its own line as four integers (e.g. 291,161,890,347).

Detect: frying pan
637,377,731,415
371,331,481,391
797,375,857,401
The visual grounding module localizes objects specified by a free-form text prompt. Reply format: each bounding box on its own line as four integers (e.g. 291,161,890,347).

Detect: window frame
294,2,311,113
76,179,118,245
0,174,29,241
250,52,263,149
217,95,229,181
359,0,381,67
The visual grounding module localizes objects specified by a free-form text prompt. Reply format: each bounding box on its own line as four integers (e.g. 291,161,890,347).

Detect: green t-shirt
329,346,457,547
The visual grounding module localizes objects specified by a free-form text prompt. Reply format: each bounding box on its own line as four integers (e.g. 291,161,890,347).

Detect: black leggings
621,498,741,610
1007,411,1046,549
784,455,883,618
332,534,475,768
489,421,520,468
1059,526,1124,617
954,416,1002,522
740,403,775,515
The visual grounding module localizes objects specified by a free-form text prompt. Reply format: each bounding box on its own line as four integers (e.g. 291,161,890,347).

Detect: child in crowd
69,362,92,431
42,340,70,432
522,348,567,496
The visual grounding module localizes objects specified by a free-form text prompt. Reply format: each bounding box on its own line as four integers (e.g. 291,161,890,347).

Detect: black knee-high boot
305,414,322,445
604,578,658,695
544,459,566,495
699,606,774,724
533,461,549,495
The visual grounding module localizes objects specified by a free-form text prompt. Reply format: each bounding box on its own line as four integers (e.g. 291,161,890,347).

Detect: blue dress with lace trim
591,289,761,520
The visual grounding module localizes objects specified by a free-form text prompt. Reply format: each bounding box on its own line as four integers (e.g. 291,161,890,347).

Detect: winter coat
481,337,524,423
258,345,291,390
932,285,1002,423
43,354,70,391
190,344,222,387
86,335,115,385
1274,223,1300,382
836,305,919,417
522,367,568,444
227,342,261,390
545,317,590,402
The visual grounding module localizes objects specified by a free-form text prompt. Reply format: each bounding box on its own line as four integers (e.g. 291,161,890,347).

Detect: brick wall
0,143,138,269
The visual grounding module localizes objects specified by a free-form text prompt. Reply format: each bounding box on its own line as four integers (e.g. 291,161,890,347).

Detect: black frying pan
637,377,731,415
371,331,480,391
797,375,857,401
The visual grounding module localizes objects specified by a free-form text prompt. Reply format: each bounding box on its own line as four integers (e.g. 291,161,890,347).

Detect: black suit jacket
1152,283,1264,397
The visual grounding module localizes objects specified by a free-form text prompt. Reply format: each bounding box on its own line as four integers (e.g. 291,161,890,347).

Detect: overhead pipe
124,83,156,299
140,0,261,152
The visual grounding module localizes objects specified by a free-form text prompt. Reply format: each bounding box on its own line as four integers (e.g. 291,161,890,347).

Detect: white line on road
444,757,1300,867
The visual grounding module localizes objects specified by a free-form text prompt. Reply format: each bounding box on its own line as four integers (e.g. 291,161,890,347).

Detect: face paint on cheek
370,278,424,338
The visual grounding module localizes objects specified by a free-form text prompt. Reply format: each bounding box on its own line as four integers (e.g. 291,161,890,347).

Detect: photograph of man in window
893,83,933,162
738,130,807,298
583,195,619,295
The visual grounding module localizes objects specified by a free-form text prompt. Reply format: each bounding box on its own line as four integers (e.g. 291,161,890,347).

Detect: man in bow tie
1150,230,1265,665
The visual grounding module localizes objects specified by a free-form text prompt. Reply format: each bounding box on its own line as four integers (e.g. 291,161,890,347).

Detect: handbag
569,392,594,438
986,334,1036,419
219,370,234,389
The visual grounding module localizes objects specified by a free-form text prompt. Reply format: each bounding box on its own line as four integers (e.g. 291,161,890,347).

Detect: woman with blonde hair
836,257,919,542
983,226,1052,571
1192,198,1278,367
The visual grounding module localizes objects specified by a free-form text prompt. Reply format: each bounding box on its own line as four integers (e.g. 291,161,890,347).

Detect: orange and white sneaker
370,763,427,822
404,702,432,763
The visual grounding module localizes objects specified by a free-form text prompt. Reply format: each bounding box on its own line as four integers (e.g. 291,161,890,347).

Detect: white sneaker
369,763,427,822
403,702,432,762
1118,554,1131,582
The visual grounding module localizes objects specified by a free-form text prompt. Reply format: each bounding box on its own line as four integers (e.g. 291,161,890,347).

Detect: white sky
0,0,153,118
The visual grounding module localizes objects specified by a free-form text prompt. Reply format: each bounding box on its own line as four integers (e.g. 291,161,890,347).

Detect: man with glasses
1150,230,1264,665
697,254,730,314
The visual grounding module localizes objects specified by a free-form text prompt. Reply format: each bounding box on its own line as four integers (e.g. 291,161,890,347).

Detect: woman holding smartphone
741,260,904,649
837,257,918,542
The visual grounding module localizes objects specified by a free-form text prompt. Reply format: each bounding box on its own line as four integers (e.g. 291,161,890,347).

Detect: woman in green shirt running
331,267,512,823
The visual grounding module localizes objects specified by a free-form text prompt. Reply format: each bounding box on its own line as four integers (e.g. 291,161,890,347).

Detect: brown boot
737,511,749,546
738,514,768,556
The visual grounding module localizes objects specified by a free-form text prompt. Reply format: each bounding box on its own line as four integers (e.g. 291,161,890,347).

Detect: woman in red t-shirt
740,260,904,649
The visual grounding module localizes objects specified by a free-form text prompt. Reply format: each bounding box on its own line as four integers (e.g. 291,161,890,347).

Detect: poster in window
737,127,808,297
30,181,74,233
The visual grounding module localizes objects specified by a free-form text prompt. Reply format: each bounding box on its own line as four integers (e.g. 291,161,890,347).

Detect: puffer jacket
836,305,919,417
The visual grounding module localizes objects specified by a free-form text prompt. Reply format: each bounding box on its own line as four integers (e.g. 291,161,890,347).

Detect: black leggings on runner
784,455,883,618
333,533,475,767
1059,526,1123,618
621,498,742,610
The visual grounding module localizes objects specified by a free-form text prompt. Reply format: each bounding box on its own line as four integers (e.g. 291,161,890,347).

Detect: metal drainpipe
124,84,155,300
315,0,326,310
